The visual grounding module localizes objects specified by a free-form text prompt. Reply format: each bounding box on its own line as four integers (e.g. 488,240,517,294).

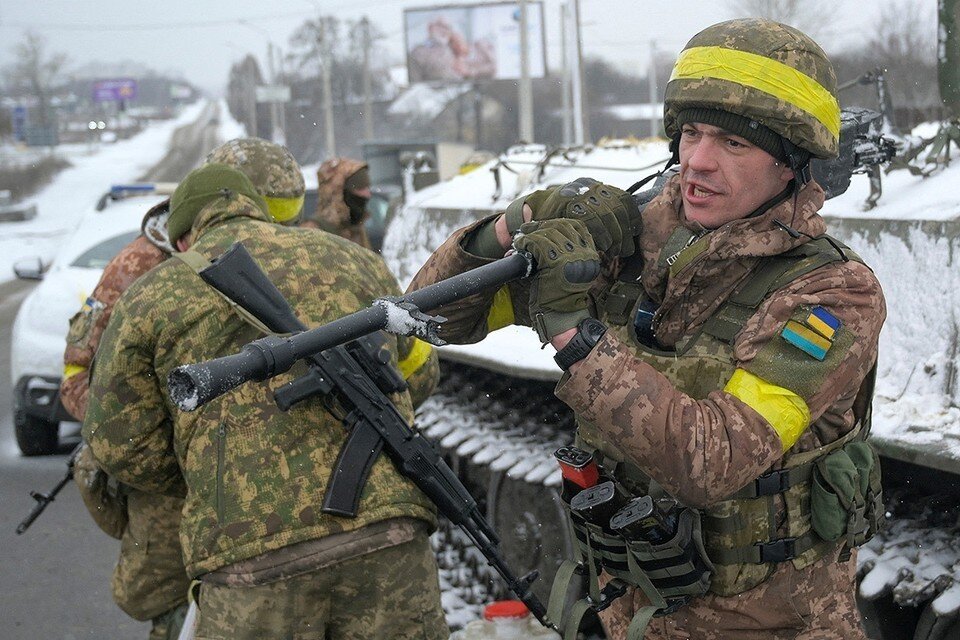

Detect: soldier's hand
504,178,642,258
513,218,600,342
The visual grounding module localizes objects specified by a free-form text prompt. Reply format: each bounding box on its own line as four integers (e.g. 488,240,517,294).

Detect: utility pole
518,0,534,142
648,40,658,138
560,2,572,145
319,19,336,158
361,17,374,142
268,42,282,144
571,0,587,144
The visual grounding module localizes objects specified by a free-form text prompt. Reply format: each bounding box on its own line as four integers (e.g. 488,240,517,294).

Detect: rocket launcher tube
169,250,532,411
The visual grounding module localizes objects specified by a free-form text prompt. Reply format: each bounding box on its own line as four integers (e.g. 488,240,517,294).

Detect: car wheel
14,409,59,456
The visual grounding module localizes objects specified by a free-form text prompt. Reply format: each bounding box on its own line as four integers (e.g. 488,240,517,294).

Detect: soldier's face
678,122,794,229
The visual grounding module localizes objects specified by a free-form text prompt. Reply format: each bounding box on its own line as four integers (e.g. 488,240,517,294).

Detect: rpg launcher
169,243,554,628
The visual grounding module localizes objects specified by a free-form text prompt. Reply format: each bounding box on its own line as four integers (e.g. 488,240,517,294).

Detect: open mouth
685,182,721,203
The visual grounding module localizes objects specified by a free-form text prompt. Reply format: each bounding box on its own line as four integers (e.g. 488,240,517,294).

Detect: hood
316,158,367,227
191,193,273,243
141,198,174,254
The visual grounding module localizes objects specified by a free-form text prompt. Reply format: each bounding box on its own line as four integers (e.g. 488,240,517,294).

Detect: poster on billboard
404,1,546,83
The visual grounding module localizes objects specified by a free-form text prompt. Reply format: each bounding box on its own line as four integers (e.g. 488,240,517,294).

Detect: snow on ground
0,100,207,285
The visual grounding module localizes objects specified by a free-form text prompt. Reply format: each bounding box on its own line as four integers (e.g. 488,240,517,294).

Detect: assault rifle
16,443,82,534
170,244,554,627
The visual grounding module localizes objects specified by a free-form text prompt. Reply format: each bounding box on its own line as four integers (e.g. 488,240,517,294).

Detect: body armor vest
577,230,875,597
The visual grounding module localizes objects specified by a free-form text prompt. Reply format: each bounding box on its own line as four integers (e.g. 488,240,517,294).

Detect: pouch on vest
810,442,883,552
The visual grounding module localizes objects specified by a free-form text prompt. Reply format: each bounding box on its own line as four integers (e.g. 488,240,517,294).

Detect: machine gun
16,443,82,534
810,107,898,209
171,244,555,628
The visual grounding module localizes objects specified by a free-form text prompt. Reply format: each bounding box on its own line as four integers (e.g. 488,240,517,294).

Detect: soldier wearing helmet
407,18,883,639
62,137,309,640
300,158,375,250
81,160,445,639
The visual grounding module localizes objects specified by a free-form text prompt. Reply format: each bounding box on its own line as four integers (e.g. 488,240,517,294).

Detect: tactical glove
504,177,642,258
513,218,601,343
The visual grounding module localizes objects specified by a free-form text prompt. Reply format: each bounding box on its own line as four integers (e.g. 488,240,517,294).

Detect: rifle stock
16,444,81,534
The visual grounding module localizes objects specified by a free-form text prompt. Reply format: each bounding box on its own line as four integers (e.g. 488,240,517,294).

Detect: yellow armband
63,363,87,380
724,368,811,451
486,286,515,332
398,339,433,379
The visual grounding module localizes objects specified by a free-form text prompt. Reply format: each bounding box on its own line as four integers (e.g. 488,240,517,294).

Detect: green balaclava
167,163,267,244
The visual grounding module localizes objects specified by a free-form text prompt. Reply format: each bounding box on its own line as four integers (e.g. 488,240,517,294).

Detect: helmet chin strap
781,138,812,187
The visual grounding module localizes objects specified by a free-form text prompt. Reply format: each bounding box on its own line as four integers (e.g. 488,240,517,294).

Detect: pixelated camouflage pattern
203,518,423,587
73,441,128,539
61,235,167,420
663,18,839,158
407,173,882,638
113,489,190,621
83,194,437,578
193,534,447,640
60,230,188,625
205,138,306,199
300,158,372,249
598,549,864,639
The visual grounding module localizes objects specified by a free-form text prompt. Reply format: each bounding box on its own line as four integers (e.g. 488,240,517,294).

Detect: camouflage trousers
194,535,449,640
113,490,191,622
597,549,866,640
150,602,189,640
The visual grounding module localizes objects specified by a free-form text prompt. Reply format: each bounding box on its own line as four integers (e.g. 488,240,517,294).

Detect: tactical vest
570,230,879,601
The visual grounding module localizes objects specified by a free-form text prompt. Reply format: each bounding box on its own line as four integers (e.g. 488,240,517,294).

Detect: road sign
93,79,138,103
255,85,291,103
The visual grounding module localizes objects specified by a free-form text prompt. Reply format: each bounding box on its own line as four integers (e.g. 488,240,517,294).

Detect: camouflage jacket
83,195,437,577
301,158,371,249
408,175,885,506
61,235,167,420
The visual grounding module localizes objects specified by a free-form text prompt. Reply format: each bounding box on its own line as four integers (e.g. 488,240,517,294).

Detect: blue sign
93,78,138,103
12,105,27,141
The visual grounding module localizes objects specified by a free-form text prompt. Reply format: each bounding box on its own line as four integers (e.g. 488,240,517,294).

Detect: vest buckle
754,469,790,496
756,537,797,563
588,581,628,612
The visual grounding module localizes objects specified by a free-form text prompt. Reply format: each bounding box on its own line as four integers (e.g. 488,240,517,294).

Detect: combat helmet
206,138,306,223
663,18,840,164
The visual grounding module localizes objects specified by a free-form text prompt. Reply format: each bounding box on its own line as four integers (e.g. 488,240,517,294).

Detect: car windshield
69,231,140,269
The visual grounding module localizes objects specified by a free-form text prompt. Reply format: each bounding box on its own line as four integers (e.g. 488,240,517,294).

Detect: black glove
504,177,642,258
512,218,600,343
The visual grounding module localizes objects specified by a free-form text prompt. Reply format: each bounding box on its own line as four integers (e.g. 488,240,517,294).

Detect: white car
10,188,169,455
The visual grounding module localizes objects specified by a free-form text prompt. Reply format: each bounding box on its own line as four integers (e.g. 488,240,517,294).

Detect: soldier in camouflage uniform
300,158,374,249
62,139,313,640
408,19,882,640
82,163,446,640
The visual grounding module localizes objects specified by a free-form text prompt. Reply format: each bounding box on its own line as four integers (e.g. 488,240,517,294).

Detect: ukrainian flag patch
781,319,833,361
806,306,841,340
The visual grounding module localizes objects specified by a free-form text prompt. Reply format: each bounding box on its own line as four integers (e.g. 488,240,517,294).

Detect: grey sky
0,0,932,94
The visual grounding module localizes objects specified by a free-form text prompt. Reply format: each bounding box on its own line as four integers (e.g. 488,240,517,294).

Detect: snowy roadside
0,100,208,286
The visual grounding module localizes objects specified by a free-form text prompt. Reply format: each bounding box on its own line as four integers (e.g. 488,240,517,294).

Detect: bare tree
727,0,833,41
864,0,939,119
6,31,68,128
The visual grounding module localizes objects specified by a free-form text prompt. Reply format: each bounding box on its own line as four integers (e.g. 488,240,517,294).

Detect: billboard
93,79,138,103
404,2,546,83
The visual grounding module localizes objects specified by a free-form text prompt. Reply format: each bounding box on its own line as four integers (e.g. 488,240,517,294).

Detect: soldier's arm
81,286,185,497
61,237,166,420
407,215,533,344
555,261,885,507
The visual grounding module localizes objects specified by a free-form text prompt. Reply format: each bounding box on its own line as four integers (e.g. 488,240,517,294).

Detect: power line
0,12,309,32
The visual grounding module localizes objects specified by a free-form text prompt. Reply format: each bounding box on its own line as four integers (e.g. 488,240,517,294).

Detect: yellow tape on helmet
398,338,433,379
486,286,515,332
724,368,811,451
671,46,840,141
263,195,305,223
